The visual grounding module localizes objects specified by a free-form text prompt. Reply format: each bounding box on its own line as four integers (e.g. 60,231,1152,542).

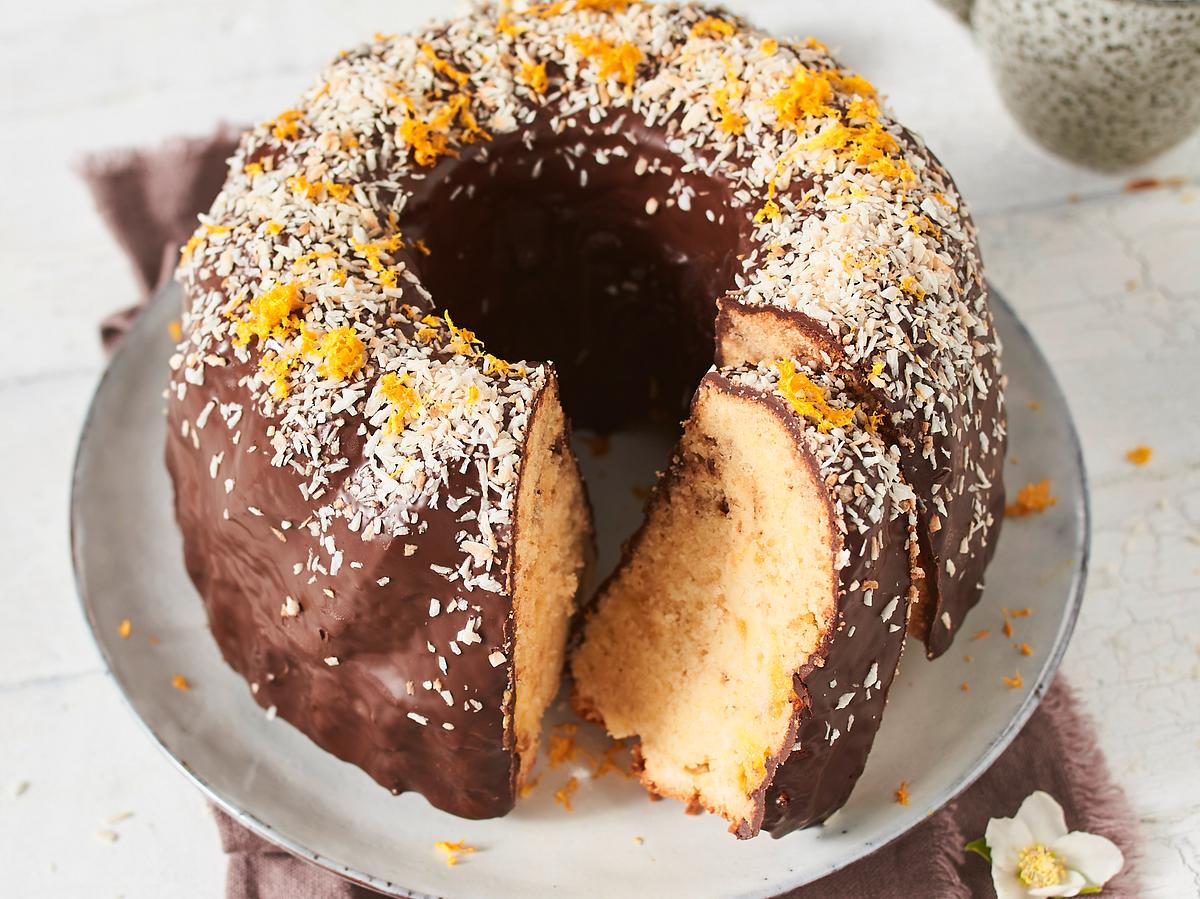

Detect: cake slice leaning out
571,361,918,838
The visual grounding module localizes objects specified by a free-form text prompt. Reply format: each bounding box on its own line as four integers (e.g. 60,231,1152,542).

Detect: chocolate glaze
165,311,569,818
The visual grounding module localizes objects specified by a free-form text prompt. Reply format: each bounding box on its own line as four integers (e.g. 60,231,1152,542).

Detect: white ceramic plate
72,282,1087,898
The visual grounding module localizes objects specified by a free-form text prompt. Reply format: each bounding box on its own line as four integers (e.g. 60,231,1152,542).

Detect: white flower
984,791,1124,898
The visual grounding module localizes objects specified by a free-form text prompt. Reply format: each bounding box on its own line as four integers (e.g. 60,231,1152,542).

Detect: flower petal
986,815,1034,871
1029,869,1086,897
1052,832,1125,887
992,867,1031,899
1016,791,1069,844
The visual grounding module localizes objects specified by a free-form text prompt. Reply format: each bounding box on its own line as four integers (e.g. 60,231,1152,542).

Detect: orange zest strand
774,360,856,432
316,327,366,381
691,16,735,38
519,59,549,94
555,776,579,811
433,840,476,867
1125,445,1152,466
567,34,643,93
232,282,307,347
1005,480,1057,517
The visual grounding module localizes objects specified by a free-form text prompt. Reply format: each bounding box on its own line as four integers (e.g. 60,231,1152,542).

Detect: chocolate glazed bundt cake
166,1,1005,833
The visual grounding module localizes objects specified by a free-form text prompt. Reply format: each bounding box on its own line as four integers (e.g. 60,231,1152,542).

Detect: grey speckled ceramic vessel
940,0,1200,170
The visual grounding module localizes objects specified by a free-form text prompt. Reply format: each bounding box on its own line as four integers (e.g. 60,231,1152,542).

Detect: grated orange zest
691,16,734,38
420,43,470,87
1006,480,1057,517
434,839,476,867
232,282,306,347
316,327,366,381
568,33,643,93
1125,445,1152,466
519,59,549,94
774,360,856,432
554,776,579,811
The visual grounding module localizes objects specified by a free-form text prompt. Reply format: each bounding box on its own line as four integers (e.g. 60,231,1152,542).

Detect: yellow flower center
1017,845,1067,889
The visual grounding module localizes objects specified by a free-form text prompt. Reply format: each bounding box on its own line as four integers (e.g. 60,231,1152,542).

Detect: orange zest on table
1006,480,1056,517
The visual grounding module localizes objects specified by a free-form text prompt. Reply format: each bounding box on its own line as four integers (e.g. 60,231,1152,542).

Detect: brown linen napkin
81,135,1142,899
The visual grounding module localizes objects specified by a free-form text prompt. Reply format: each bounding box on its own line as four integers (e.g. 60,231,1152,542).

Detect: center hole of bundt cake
407,127,747,432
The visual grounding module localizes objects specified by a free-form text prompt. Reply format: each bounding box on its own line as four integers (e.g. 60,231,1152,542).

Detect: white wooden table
1,1,1197,895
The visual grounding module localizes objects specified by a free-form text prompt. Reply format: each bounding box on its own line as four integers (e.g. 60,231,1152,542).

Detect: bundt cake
166,0,1005,830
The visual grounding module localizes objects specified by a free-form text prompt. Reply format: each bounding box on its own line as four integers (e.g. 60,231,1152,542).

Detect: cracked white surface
0,1,1196,896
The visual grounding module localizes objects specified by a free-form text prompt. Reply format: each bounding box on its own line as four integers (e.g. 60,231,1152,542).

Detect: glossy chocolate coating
166,310,548,818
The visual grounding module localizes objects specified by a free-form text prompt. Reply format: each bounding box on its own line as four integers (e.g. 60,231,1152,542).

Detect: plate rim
70,280,1090,897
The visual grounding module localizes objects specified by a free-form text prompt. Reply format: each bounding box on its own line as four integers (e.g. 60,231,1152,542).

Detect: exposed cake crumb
118,618,132,639
1003,672,1023,689
894,781,910,806
171,674,191,691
